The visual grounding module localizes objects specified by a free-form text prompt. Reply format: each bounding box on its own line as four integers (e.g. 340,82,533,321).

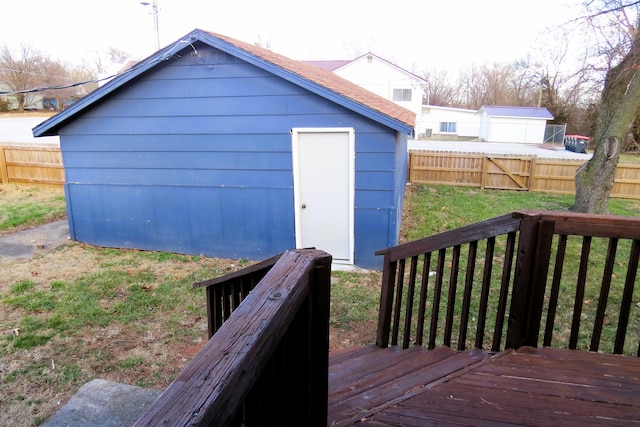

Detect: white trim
291,127,355,265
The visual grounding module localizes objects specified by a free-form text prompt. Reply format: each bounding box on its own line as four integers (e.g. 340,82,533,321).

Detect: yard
1,183,639,426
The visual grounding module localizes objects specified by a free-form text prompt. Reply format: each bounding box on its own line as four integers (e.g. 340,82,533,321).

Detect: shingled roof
34,29,415,137
207,31,415,128
302,60,351,71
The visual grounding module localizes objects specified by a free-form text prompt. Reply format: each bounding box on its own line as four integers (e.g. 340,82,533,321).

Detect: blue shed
33,29,415,270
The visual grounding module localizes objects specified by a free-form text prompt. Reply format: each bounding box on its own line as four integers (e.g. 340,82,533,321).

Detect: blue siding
83,95,338,118
60,44,406,269
62,114,391,135
63,151,291,171
61,134,292,152
354,209,391,268
67,184,294,260
65,169,293,188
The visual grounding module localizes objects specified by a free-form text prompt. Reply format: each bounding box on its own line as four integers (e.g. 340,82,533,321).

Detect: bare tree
90,47,132,75
572,0,640,213
457,63,540,109
0,44,45,111
422,69,459,106
37,60,97,110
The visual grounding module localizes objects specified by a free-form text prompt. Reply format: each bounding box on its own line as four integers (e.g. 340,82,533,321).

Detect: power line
1,36,197,96
0,74,114,95
0,67,85,80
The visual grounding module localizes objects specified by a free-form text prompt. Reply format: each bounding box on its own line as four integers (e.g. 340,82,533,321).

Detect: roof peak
34,29,415,137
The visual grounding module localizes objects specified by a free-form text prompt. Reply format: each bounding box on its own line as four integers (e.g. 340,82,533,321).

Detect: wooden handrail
375,213,521,261
376,211,640,356
193,252,283,337
135,249,332,426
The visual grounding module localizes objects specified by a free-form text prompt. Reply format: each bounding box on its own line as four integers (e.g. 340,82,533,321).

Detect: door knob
301,204,306,209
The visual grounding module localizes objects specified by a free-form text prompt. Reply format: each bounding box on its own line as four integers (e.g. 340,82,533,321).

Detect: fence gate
544,124,567,144
482,156,534,191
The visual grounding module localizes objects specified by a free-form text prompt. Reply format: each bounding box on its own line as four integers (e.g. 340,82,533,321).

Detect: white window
440,122,457,133
392,88,412,102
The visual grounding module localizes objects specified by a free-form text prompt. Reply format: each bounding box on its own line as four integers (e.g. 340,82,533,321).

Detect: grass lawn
0,185,66,234
1,183,639,426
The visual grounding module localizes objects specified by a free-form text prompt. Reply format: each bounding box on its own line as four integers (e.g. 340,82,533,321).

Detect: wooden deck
146,213,640,426
328,346,640,426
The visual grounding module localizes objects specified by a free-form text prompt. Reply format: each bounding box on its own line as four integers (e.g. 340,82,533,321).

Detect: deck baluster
458,241,478,350
591,238,618,352
429,249,446,349
391,258,406,346
544,234,567,347
570,236,592,349
402,256,419,348
415,252,432,347
475,236,495,350
615,239,640,354
443,245,461,347
492,231,516,352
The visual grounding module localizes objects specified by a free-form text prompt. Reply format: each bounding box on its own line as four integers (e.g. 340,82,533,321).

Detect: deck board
328,346,640,426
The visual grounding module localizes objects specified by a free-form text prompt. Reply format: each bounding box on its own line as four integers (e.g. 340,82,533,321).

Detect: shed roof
479,106,553,120
34,29,415,137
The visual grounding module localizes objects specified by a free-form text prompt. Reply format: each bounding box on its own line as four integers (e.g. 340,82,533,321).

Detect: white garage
478,106,553,144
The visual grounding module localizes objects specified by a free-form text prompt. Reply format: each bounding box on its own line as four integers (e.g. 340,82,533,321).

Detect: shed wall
60,45,405,269
480,115,548,143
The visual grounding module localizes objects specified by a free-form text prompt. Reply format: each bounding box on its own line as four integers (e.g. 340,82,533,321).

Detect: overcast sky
3,0,585,74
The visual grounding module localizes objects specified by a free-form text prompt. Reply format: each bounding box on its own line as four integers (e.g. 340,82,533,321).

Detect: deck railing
376,211,640,356
192,252,283,337
135,249,332,427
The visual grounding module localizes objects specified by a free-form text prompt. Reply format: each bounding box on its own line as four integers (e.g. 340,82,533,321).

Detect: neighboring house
478,106,554,144
307,53,426,136
417,105,480,139
33,29,415,270
0,82,44,110
306,57,558,143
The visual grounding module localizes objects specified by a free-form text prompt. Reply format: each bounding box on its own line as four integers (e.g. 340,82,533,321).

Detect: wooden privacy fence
409,150,640,199
0,145,64,185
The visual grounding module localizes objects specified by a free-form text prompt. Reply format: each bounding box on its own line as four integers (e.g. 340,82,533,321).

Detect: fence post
307,252,332,423
481,156,488,189
506,213,554,349
0,146,8,184
528,156,537,192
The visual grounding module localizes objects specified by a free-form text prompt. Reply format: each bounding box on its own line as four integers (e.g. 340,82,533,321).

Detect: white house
0,82,44,110
307,56,556,143
306,53,426,134
417,105,480,139
478,106,554,144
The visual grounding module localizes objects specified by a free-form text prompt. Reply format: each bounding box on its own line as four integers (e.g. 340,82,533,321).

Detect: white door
292,128,354,264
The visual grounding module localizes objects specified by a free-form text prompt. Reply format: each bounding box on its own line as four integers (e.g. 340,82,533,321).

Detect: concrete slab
42,379,162,427
0,219,69,259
